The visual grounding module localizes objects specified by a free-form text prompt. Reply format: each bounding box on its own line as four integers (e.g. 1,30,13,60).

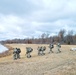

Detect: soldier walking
41,46,46,55
26,47,33,58
56,43,61,53
37,46,46,56
37,46,42,55
16,48,21,59
13,48,17,60
48,44,54,53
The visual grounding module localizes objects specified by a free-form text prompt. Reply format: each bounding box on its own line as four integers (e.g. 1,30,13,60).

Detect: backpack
17,48,21,53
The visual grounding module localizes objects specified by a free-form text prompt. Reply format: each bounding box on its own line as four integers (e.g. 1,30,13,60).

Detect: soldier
26,47,33,58
37,46,42,55
37,46,46,56
48,44,54,53
37,46,41,55
16,48,21,59
56,43,61,53
41,46,46,55
13,48,17,60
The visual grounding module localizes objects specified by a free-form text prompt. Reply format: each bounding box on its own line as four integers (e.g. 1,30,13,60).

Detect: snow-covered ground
0,44,8,53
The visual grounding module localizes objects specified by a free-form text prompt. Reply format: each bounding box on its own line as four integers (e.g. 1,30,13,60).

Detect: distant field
0,44,76,75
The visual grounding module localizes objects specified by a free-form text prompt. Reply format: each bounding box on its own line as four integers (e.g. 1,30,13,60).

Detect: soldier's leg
39,51,42,55
13,54,15,60
17,53,18,59
38,51,42,55
51,49,54,53
13,53,17,60
18,54,20,59
48,49,51,53
27,53,31,58
27,53,29,58
43,51,45,55
49,48,53,53
58,48,61,53
17,53,20,59
56,48,61,53
38,50,40,55
41,51,43,55
56,48,59,53
42,51,45,55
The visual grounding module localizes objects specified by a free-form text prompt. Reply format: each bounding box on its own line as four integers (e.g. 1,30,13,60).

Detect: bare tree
65,30,73,44
58,29,65,42
73,34,76,44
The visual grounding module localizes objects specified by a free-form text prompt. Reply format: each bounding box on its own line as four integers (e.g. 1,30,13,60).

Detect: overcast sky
0,0,76,40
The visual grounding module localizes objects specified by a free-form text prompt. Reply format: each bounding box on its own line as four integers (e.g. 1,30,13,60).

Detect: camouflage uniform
37,46,46,56
56,43,61,53
26,47,33,58
13,48,17,60
37,46,42,55
16,48,21,59
41,46,46,55
48,44,54,53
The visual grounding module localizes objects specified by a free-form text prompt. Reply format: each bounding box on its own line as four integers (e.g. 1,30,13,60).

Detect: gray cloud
0,0,76,40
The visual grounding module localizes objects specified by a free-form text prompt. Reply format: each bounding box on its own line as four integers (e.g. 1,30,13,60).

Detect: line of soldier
13,43,61,59
48,43,61,53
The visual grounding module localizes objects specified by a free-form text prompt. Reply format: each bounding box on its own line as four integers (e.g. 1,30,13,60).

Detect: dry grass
0,44,76,75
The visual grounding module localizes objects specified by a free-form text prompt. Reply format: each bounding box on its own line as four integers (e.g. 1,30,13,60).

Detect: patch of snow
0,44,8,53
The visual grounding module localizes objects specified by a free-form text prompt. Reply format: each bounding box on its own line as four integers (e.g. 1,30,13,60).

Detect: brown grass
0,44,76,75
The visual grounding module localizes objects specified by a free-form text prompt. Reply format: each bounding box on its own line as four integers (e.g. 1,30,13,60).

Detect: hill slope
0,44,76,75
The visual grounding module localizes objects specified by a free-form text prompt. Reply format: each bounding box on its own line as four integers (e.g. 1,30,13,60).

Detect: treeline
0,29,76,45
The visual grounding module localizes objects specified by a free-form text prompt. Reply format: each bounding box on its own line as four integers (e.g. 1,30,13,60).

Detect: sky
0,0,76,40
